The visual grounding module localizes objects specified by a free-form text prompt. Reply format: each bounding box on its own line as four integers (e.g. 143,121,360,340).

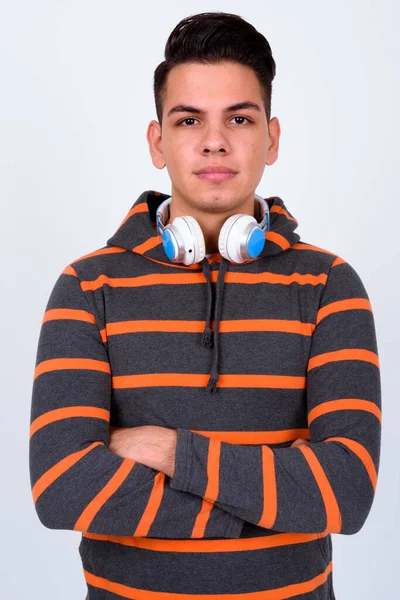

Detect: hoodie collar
107,190,300,393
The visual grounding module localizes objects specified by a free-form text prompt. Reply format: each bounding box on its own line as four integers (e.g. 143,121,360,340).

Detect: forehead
164,61,263,107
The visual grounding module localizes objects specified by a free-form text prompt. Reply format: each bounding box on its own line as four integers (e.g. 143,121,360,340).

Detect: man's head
146,12,280,227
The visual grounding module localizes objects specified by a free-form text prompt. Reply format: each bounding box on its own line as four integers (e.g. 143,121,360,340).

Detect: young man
29,11,381,600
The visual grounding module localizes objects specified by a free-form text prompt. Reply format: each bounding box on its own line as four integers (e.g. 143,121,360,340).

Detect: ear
146,120,165,169
266,116,280,166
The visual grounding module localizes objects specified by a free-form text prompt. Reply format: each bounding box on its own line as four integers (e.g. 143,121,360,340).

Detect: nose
203,147,226,154
201,122,231,154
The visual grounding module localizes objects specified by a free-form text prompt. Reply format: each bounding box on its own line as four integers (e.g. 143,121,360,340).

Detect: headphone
156,194,270,266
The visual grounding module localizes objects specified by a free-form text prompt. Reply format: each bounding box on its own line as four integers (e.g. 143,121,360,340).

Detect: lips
195,166,237,174
194,166,238,182
197,172,237,182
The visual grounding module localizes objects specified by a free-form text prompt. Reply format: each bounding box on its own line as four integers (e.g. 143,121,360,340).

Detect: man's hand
108,425,178,477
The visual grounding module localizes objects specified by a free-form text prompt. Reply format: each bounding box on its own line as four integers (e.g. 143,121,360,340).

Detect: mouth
194,167,238,183
196,172,237,182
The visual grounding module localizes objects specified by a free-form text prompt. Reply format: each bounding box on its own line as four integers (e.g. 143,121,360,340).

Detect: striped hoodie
29,189,382,599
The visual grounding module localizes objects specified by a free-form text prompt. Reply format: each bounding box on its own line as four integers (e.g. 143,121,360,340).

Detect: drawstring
200,258,214,349
200,256,229,393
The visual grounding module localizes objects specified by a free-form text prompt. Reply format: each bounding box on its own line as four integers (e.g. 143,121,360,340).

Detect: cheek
171,144,197,173
241,143,266,168
164,136,193,160
252,139,269,166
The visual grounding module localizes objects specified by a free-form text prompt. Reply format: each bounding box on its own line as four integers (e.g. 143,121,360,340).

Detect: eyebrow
166,101,262,118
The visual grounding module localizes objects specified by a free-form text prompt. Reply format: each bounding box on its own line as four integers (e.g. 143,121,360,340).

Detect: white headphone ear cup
219,214,258,263
218,215,237,261
183,216,206,263
172,215,206,265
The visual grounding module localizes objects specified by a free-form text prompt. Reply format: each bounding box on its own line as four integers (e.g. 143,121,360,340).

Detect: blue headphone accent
162,231,176,261
247,227,266,258
156,194,270,266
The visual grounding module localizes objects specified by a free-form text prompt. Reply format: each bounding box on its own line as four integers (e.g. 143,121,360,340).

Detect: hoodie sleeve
29,266,244,539
169,259,382,535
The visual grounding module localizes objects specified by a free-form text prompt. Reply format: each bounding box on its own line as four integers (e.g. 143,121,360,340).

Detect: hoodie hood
107,190,300,393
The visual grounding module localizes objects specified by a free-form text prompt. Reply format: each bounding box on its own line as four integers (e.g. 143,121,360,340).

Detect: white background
1,1,398,598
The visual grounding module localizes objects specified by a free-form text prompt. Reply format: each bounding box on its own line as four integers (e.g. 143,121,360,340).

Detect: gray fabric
29,189,380,599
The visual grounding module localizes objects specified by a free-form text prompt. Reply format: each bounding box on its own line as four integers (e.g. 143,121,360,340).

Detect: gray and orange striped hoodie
29,189,381,599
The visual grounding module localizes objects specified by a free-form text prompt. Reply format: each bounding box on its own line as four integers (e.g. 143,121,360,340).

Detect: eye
178,118,199,126
177,116,252,126
231,116,252,125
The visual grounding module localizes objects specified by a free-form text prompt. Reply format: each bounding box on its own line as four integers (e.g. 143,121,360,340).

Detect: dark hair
153,12,276,127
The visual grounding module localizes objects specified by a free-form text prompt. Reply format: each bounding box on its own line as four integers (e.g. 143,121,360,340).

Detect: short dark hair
153,12,276,127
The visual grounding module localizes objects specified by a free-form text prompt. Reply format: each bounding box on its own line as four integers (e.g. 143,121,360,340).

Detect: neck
165,191,258,254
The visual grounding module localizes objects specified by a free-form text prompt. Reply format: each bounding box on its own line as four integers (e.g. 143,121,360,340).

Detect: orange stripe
292,243,346,267
71,246,127,264
192,439,221,537
298,446,342,534
265,231,291,250
332,256,345,267
82,530,321,552
30,406,110,437
202,252,263,265
42,308,96,325
316,298,372,325
74,459,135,532
206,253,222,263
225,270,325,286
63,264,77,276
220,318,314,335
83,562,332,598
32,441,103,503
191,498,214,538
259,446,277,528
101,317,314,344
104,318,315,336
308,349,379,371
134,235,164,255
134,472,166,537
115,202,149,231
34,357,111,380
80,270,327,292
137,252,202,270
292,243,336,256
324,437,377,491
112,373,306,390
184,429,309,445
205,440,221,504
269,204,298,224
308,399,381,426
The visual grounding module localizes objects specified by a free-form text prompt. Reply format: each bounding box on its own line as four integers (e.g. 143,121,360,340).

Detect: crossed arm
30,259,381,538
107,425,309,478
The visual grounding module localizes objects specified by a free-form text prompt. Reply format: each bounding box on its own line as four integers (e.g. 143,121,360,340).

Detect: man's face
147,61,280,215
